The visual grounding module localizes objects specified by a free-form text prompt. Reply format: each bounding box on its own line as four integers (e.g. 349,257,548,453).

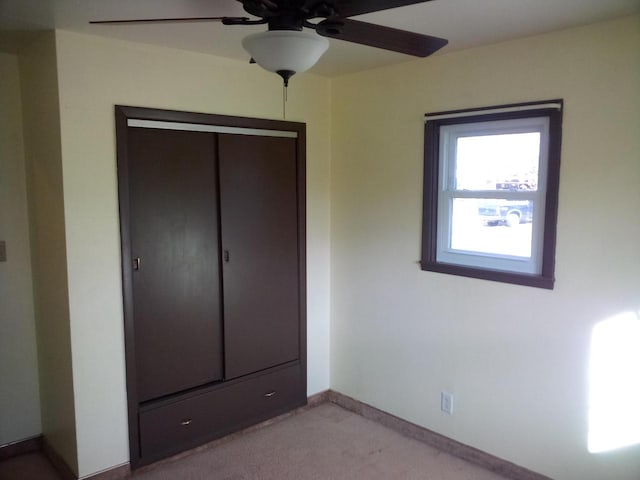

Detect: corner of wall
18,29,79,476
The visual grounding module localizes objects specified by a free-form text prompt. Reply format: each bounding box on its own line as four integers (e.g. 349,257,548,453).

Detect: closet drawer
139,364,304,460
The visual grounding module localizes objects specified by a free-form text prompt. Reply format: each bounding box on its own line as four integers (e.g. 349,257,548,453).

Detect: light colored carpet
135,403,510,480
0,403,512,480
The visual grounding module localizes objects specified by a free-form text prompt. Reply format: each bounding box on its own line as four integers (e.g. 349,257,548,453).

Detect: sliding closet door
219,134,300,379
128,128,223,401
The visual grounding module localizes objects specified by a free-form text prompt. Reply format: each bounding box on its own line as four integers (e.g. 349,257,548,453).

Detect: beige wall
0,52,41,446
53,30,332,477
330,15,640,480
18,33,78,473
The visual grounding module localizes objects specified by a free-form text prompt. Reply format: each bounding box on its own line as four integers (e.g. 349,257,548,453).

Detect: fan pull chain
282,83,288,120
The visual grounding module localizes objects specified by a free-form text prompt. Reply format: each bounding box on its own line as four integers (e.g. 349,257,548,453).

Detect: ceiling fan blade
89,16,238,25
317,18,447,57
331,0,435,18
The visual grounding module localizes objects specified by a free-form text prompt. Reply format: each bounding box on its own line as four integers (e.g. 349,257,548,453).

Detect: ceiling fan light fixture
242,30,329,85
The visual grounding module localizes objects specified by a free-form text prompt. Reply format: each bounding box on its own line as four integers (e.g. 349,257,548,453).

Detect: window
421,100,563,288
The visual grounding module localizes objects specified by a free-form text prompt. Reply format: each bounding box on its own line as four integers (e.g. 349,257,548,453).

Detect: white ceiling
1,0,639,76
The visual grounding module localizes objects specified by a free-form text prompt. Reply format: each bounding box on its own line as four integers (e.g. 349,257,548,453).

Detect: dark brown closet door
128,128,223,402
219,134,300,379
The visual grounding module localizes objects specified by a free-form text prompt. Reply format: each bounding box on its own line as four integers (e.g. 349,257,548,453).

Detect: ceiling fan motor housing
242,0,339,31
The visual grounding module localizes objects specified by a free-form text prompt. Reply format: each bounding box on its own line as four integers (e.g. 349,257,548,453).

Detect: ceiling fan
91,0,448,86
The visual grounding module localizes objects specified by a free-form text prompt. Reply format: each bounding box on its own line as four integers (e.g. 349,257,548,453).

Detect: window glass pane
450,198,533,258
455,133,540,192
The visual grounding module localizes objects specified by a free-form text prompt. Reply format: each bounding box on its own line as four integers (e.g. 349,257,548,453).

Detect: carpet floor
0,451,61,480
0,403,512,480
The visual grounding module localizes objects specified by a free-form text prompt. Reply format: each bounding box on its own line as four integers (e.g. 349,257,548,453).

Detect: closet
116,106,307,468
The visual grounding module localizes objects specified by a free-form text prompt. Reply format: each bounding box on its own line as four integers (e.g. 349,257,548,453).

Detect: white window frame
436,117,549,274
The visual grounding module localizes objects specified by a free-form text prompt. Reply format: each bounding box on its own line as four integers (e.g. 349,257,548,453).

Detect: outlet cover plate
441,391,454,415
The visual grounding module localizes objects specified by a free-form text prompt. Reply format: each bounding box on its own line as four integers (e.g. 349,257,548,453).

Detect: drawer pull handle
264,391,277,398
180,419,193,426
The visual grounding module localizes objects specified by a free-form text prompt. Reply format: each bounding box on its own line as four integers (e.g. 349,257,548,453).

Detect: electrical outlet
441,391,454,415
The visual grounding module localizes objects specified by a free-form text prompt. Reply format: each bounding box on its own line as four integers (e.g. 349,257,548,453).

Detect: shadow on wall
588,310,640,453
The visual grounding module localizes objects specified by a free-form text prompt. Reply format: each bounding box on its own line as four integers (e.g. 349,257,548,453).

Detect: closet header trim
128,119,298,138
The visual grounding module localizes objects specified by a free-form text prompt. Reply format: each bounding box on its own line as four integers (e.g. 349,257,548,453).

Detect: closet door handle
223,250,230,263
133,257,141,271
264,391,276,398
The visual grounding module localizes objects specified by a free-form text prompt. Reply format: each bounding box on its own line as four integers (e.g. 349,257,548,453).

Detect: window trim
420,100,563,289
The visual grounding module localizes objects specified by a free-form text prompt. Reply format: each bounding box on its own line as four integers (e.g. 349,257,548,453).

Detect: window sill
420,261,554,289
